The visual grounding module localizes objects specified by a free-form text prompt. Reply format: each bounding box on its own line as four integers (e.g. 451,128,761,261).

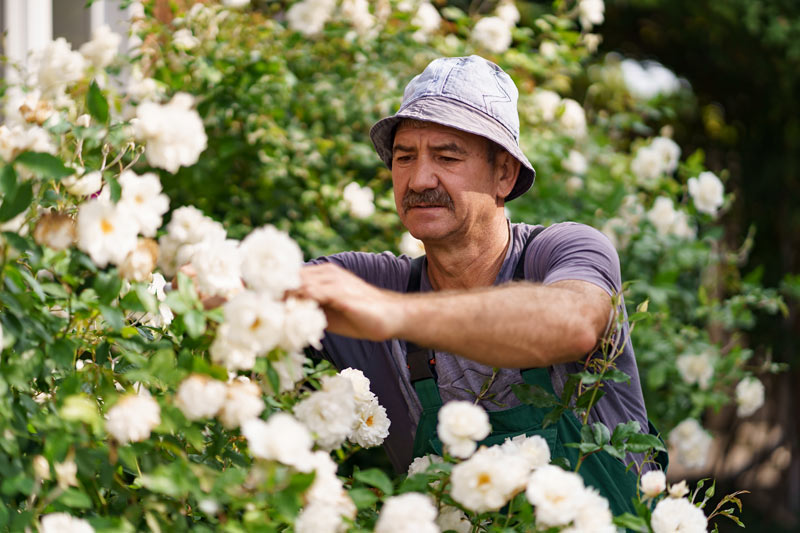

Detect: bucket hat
370,55,535,201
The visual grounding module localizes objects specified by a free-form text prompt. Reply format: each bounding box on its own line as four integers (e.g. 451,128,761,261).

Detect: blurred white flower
581,33,603,53
134,93,207,173
735,377,765,417
220,290,285,354
578,0,604,29
192,239,244,298
342,182,375,219
650,137,681,174
495,1,520,27
411,2,441,43
175,374,227,421
118,171,170,237
0,124,56,161
106,392,161,444
451,446,528,512
641,470,667,499
33,455,50,480
526,464,586,527
54,459,78,488
119,238,158,282
561,487,615,533
668,418,712,469
30,38,87,96
500,433,550,472
688,171,724,216
631,145,664,187
407,453,443,476
296,502,351,533
280,297,327,352
668,480,690,499
341,0,375,36
562,150,588,175
77,196,138,268
286,0,336,36
647,196,677,236
670,210,696,240
399,231,425,258
210,326,259,370
41,513,95,533
219,379,264,429
239,225,304,297
4,88,54,127
63,170,103,197
158,206,227,277
173,28,200,50
676,351,715,389
80,24,121,68
472,16,513,54
531,89,561,122
127,69,161,102
375,493,438,533
565,176,584,195
437,401,491,458
651,497,707,533
436,505,471,533
34,212,76,251
621,59,681,100
294,374,358,450
222,0,251,7
559,99,587,138
242,413,314,469
539,41,559,60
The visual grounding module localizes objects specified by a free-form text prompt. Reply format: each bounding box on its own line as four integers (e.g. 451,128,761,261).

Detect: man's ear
495,151,521,201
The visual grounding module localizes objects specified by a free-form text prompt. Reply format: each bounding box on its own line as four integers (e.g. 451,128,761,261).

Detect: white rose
562,150,588,175
561,487,615,533
173,28,200,50
495,1,520,27
578,0,605,30
192,239,244,298
621,59,681,100
286,0,336,36
40,513,95,533
63,171,103,197
526,464,586,527
118,170,170,237
452,446,528,512
437,401,491,458
239,225,303,298
375,493,438,533
668,418,712,469
676,351,715,389
651,497,707,533
411,2,441,42
77,196,139,268
531,90,561,122
500,433,550,472
349,397,391,448
640,470,667,499
631,145,664,187
688,171,724,216
175,374,227,421
80,24,122,68
31,38,87,95
647,196,677,236
559,99,587,138
294,375,358,451
735,377,765,417
650,137,681,174
472,16,513,54
106,392,161,444
242,413,314,469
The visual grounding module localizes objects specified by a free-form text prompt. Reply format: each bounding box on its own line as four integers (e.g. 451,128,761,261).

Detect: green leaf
183,309,206,339
107,175,121,203
576,389,605,410
87,79,109,123
58,487,93,509
625,433,666,454
580,424,593,443
603,368,631,384
542,406,565,429
0,178,32,222
94,271,123,305
613,512,648,531
602,444,625,461
49,337,78,369
511,383,558,408
15,152,73,180
0,165,17,195
353,468,393,496
349,487,379,509
610,421,641,446
592,422,611,446
99,304,125,331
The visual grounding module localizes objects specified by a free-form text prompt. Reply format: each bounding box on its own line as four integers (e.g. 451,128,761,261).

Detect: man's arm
298,263,611,368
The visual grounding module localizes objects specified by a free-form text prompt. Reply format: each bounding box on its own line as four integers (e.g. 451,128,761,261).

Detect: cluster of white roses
525,89,588,138
286,0,378,37
735,376,765,417
295,368,391,450
676,350,716,390
106,389,162,444
621,59,682,100
176,374,264,429
341,181,376,219
631,136,681,188
640,471,709,533
471,0,520,54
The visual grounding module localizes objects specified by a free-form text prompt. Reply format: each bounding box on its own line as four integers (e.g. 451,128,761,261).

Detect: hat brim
369,96,535,202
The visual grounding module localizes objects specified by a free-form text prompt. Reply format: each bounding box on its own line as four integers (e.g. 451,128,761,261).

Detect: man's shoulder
306,251,411,291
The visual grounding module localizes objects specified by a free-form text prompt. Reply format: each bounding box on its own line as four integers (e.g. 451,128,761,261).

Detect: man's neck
423,213,510,291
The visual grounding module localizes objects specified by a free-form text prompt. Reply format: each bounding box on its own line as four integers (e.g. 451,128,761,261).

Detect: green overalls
404,227,667,518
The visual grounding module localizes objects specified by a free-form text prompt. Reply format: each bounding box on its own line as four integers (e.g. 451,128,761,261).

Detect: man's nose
407,155,439,192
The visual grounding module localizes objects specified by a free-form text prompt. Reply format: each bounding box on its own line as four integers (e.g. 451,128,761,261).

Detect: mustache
402,188,455,212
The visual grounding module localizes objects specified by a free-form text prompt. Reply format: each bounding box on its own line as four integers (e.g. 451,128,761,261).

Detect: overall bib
404,227,667,518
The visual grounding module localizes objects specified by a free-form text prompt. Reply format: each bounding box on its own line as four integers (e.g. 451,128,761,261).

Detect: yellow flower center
100,219,114,234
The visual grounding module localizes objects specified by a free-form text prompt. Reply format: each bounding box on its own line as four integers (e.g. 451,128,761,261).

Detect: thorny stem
473,368,499,405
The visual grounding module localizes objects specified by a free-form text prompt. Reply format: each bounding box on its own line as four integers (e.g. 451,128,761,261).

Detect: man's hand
298,263,405,341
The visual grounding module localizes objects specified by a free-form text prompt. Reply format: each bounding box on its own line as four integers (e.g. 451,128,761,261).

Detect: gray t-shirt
308,221,649,473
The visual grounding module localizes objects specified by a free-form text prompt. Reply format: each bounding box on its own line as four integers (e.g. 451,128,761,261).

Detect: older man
301,56,657,505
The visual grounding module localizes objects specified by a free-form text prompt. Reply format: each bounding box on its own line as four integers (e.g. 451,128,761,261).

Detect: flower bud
120,238,159,282
33,455,51,480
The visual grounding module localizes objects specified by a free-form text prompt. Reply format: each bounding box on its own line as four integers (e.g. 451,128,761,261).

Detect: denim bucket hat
370,55,535,201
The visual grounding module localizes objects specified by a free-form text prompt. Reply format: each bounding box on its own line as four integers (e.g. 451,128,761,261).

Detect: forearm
390,282,607,368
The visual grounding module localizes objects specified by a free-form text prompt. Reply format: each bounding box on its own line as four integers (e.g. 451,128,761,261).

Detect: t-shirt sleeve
306,251,410,293
526,222,621,296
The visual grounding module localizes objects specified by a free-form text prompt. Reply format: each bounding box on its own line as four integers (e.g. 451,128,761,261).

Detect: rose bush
0,0,784,531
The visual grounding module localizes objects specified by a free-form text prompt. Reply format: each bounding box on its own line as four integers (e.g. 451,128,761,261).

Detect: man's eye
439,156,459,162
394,155,412,162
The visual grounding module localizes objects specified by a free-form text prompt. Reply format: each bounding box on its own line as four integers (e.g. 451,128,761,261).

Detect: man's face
391,122,513,244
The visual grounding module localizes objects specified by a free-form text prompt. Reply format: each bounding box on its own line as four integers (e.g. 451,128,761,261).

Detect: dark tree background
598,0,800,530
